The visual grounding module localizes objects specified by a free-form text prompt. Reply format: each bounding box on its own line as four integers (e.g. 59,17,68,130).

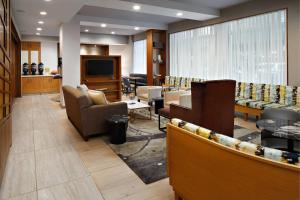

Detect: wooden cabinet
0,0,12,185
22,76,60,94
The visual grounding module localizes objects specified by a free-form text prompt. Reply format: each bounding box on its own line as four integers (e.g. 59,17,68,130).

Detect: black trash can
107,115,129,144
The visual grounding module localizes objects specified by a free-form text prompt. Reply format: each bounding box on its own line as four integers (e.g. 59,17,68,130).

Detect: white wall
22,35,59,72
41,41,58,72
109,44,133,76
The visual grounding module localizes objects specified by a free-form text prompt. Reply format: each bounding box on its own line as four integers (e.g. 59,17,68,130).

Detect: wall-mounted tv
86,59,114,76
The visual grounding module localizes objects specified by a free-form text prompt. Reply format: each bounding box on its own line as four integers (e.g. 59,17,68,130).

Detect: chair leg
158,114,161,130
244,113,248,121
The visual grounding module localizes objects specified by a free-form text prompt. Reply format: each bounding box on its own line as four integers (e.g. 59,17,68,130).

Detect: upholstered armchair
136,86,163,103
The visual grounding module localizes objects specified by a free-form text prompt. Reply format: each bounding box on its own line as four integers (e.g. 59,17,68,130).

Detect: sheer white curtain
133,39,147,74
170,10,287,85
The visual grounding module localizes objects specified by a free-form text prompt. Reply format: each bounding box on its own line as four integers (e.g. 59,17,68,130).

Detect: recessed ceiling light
40,11,47,15
101,23,107,28
44,0,52,2
84,29,89,32
134,27,140,30
36,32,40,35
38,21,44,24
36,27,43,31
133,5,141,11
111,31,115,34
176,12,183,17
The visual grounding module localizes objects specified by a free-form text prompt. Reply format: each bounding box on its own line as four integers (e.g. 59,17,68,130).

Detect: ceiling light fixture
36,32,40,35
101,23,107,28
111,31,115,34
44,0,52,2
176,12,183,17
38,21,44,24
36,27,43,31
133,5,141,11
40,11,47,15
84,29,89,32
134,27,140,30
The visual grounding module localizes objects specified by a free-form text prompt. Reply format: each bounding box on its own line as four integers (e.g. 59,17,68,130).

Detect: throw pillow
77,84,89,95
88,90,108,105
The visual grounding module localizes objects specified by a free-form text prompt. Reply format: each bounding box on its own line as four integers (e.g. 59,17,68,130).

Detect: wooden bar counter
21,75,60,94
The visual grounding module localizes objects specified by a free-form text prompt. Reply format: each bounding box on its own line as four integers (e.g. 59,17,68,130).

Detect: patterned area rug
105,110,260,184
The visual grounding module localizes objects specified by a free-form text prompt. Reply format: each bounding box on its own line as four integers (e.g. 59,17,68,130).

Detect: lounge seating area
2,0,300,200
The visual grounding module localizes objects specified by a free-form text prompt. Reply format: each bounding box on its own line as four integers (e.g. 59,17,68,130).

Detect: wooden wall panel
0,0,12,186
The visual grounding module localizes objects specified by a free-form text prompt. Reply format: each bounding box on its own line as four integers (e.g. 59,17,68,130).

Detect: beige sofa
62,86,128,141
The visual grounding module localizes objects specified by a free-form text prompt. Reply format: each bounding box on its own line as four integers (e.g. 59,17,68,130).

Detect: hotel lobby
0,0,299,199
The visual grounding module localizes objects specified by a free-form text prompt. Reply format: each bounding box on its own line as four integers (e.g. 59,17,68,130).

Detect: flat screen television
86,59,114,76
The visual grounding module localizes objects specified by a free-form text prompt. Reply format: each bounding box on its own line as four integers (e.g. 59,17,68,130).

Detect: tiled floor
0,95,175,200
0,94,257,200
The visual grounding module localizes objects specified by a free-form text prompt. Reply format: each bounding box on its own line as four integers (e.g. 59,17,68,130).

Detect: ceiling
12,0,252,37
169,0,251,9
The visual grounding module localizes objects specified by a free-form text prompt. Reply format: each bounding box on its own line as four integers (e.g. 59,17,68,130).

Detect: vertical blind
133,39,147,74
170,10,287,85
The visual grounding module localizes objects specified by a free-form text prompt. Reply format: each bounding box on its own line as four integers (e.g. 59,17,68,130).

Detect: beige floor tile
119,179,174,200
38,176,104,200
35,147,69,189
57,145,89,179
0,152,36,199
91,164,146,200
34,129,59,150
78,146,124,173
11,130,34,154
6,192,37,200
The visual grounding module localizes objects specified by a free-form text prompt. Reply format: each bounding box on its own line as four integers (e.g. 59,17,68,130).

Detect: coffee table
122,100,151,121
256,119,300,152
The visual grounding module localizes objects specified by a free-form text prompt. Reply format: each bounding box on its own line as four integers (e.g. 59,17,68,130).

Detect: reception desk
21,75,60,94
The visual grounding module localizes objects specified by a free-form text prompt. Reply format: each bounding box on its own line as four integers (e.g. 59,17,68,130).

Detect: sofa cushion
174,77,181,88
169,76,176,86
263,103,286,109
269,85,280,103
279,85,286,105
252,84,264,101
235,97,244,103
88,90,108,105
239,142,259,155
236,99,257,107
296,87,300,107
248,101,271,109
239,83,252,99
179,77,187,88
165,76,170,85
263,84,271,102
212,134,241,148
186,78,193,88
285,86,297,106
77,84,89,95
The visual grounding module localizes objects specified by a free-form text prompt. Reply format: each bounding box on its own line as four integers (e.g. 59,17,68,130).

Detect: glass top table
256,119,300,152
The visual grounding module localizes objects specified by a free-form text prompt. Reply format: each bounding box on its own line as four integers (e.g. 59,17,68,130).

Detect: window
133,39,147,74
170,10,287,85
